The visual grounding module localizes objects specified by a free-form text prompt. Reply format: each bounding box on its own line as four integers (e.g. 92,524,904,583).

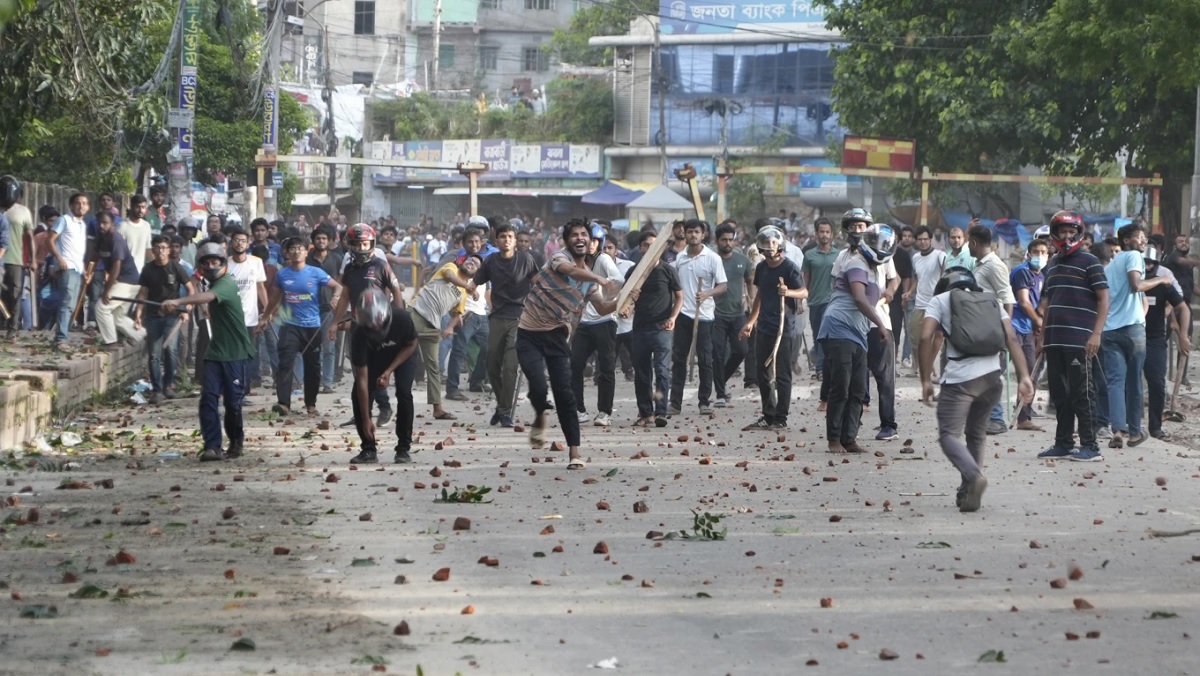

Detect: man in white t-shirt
608,238,636,382
119,194,154,276
221,228,267,387
445,228,491,400
569,224,624,427
48,192,90,351
903,225,945,375
919,268,1032,513
670,219,728,415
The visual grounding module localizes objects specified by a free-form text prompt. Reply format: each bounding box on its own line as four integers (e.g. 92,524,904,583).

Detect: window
523,47,549,72
524,0,554,9
353,1,375,35
480,0,501,8
439,44,456,68
479,46,499,71
352,71,374,86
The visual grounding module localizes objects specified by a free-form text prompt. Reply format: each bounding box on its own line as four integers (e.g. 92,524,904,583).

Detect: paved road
2,368,1199,675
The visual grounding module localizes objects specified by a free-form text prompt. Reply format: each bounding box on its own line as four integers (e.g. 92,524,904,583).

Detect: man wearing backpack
919,267,1034,512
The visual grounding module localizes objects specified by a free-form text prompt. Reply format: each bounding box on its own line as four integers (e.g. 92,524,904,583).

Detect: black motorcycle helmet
357,287,392,343
0,175,22,210
934,266,982,296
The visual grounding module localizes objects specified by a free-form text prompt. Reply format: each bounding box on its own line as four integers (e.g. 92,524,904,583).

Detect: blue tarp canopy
581,180,651,205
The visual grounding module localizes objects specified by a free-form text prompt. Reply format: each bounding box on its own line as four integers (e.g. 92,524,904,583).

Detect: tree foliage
371,78,612,145
548,0,650,67
0,0,306,194
818,0,1200,225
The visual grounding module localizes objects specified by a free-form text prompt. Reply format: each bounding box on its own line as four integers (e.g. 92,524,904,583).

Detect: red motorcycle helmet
1048,210,1086,256
346,223,377,264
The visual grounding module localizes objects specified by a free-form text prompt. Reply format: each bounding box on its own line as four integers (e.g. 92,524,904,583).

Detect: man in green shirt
802,218,840,404
146,186,167,235
945,225,975,271
713,222,754,407
162,242,256,462
0,175,32,338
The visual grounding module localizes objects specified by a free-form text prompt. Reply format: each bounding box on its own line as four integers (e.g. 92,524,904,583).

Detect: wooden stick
765,294,786,409
615,232,672,316
70,261,95,327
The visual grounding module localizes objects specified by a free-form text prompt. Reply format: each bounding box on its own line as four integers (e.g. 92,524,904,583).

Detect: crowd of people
0,172,1192,513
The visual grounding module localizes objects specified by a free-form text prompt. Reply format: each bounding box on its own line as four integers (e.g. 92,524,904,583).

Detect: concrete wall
0,343,145,452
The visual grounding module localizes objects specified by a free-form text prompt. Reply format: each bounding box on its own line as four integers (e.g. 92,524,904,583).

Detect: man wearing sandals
408,252,481,421
517,220,621,469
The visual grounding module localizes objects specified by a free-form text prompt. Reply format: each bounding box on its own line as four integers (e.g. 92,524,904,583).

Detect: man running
134,235,195,403
260,237,341,417
713,222,754,407
518,219,620,468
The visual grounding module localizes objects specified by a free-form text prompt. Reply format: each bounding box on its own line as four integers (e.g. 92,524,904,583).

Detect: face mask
1029,256,1045,270
202,267,222,284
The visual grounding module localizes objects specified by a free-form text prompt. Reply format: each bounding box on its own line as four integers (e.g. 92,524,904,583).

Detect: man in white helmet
162,243,256,462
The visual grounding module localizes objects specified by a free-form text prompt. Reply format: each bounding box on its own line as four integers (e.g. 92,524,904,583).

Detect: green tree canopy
548,0,650,67
817,0,1200,226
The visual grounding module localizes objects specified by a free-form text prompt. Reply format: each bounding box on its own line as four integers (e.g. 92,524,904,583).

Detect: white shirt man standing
669,219,728,416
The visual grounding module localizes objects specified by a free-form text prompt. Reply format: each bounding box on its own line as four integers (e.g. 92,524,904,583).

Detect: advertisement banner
403,140,444,181
510,143,602,179
177,0,201,156
262,85,279,151
660,0,825,34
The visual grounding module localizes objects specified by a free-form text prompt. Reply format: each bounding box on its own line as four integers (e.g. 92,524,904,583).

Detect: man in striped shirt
1036,211,1110,462
517,219,621,470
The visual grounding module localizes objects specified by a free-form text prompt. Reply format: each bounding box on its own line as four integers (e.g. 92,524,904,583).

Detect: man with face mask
1144,245,1191,439
1010,238,1049,430
162,243,256,462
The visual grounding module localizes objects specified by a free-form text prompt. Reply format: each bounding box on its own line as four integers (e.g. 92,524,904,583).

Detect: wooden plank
615,228,674,316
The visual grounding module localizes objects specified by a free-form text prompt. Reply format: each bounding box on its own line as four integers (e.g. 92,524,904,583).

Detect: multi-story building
277,0,578,95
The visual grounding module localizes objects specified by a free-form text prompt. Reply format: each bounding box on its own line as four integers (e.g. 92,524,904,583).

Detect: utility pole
323,22,337,215
1191,85,1200,237
259,0,283,220
431,0,443,91
653,15,665,181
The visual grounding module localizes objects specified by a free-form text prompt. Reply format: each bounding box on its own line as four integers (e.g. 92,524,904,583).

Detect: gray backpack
946,289,1005,359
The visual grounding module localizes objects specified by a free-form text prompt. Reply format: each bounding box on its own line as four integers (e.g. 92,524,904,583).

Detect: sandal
529,426,547,449
56,342,74,353
567,457,586,470
433,410,457,420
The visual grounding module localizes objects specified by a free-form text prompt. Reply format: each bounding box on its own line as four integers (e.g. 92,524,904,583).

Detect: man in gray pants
918,268,1034,513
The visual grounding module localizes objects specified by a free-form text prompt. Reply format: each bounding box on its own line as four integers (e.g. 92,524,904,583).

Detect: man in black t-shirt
1164,235,1198,385
328,224,404,427
1144,248,1191,439
349,288,419,464
891,226,915,355
740,226,806,430
473,221,539,427
307,226,344,393
135,234,196,403
94,212,146,350
622,246,682,427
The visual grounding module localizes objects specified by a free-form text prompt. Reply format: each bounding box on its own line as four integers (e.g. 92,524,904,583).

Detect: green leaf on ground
233,590,258,598
350,558,377,567
772,526,800,535
70,584,109,599
453,636,511,645
164,522,188,531
1147,611,1179,619
978,650,1007,663
917,541,952,549
604,468,618,477
695,592,712,598
351,655,389,665
229,638,256,651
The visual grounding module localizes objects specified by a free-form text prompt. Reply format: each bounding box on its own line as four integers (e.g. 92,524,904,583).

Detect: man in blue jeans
162,243,256,462
1102,223,1170,448
624,243,682,428
47,193,90,352
134,235,196,403
446,228,492,400
305,225,343,393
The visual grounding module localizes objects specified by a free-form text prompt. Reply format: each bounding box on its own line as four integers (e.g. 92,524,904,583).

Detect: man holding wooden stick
669,219,727,416
47,192,90,352
740,226,805,431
